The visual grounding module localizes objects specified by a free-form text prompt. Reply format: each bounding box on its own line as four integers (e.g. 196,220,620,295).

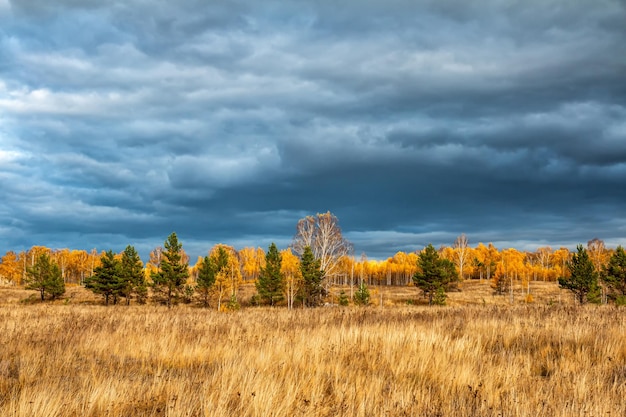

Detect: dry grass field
0,283,624,416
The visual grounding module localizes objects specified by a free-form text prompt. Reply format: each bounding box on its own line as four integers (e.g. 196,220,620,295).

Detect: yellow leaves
552,248,572,279
226,255,243,294
213,269,232,310
440,246,455,262
497,248,529,281
207,244,243,310
189,256,204,280
239,247,266,281
0,247,99,285
53,248,96,284
0,251,21,284
144,263,158,282
281,249,302,310
280,249,301,280
256,247,266,271
208,243,236,259
587,238,610,273
330,251,420,286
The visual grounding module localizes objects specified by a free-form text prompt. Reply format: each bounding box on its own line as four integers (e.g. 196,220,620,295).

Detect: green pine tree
432,286,447,306
227,293,241,311
337,290,349,306
196,255,216,308
602,246,626,305
256,243,284,306
412,244,458,305
151,232,189,308
214,246,229,273
25,253,65,301
299,246,324,307
119,245,146,305
558,245,599,305
85,250,123,306
353,282,370,306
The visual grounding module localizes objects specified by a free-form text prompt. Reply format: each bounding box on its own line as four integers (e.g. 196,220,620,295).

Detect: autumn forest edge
1,211,625,308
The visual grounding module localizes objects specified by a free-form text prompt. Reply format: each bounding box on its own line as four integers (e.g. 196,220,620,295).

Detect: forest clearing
0,282,624,417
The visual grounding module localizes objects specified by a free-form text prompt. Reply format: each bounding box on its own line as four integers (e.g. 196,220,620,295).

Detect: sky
1,0,625,261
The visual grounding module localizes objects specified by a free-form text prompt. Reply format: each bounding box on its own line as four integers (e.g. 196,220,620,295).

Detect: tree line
1,212,625,307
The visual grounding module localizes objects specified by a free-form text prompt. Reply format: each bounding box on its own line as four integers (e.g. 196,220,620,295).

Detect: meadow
0,282,624,416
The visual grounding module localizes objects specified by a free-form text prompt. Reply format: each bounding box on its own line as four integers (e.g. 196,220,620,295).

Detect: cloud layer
1,0,625,259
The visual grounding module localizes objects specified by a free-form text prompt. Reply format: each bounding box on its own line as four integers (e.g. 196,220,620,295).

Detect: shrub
353,282,370,306
338,290,349,306
432,286,447,305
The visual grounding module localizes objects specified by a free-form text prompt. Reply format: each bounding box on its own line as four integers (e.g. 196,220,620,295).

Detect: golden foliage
239,247,266,281
280,248,302,309
0,251,20,284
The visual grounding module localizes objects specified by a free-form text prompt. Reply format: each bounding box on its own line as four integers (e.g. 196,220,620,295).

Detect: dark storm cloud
1,0,625,260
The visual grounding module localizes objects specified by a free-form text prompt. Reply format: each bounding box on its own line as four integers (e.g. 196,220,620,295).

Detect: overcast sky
1,0,625,261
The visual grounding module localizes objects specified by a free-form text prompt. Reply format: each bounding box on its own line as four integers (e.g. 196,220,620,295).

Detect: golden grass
0,285,624,417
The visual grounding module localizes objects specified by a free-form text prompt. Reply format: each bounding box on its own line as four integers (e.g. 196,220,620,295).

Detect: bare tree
292,211,353,285
148,246,163,270
453,234,470,280
292,216,316,252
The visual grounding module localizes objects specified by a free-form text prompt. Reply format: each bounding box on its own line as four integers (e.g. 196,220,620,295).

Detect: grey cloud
1,0,625,261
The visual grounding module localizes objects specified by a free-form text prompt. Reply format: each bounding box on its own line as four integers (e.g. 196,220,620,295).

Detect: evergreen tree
25,253,65,301
119,245,146,305
558,245,599,305
151,232,189,307
432,287,447,306
85,250,123,306
256,243,284,306
299,246,324,307
214,246,229,273
413,244,458,305
227,293,241,311
353,282,370,306
196,255,216,307
602,246,626,304
337,290,349,306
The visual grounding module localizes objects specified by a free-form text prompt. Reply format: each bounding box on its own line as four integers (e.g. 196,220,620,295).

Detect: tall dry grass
0,301,624,416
